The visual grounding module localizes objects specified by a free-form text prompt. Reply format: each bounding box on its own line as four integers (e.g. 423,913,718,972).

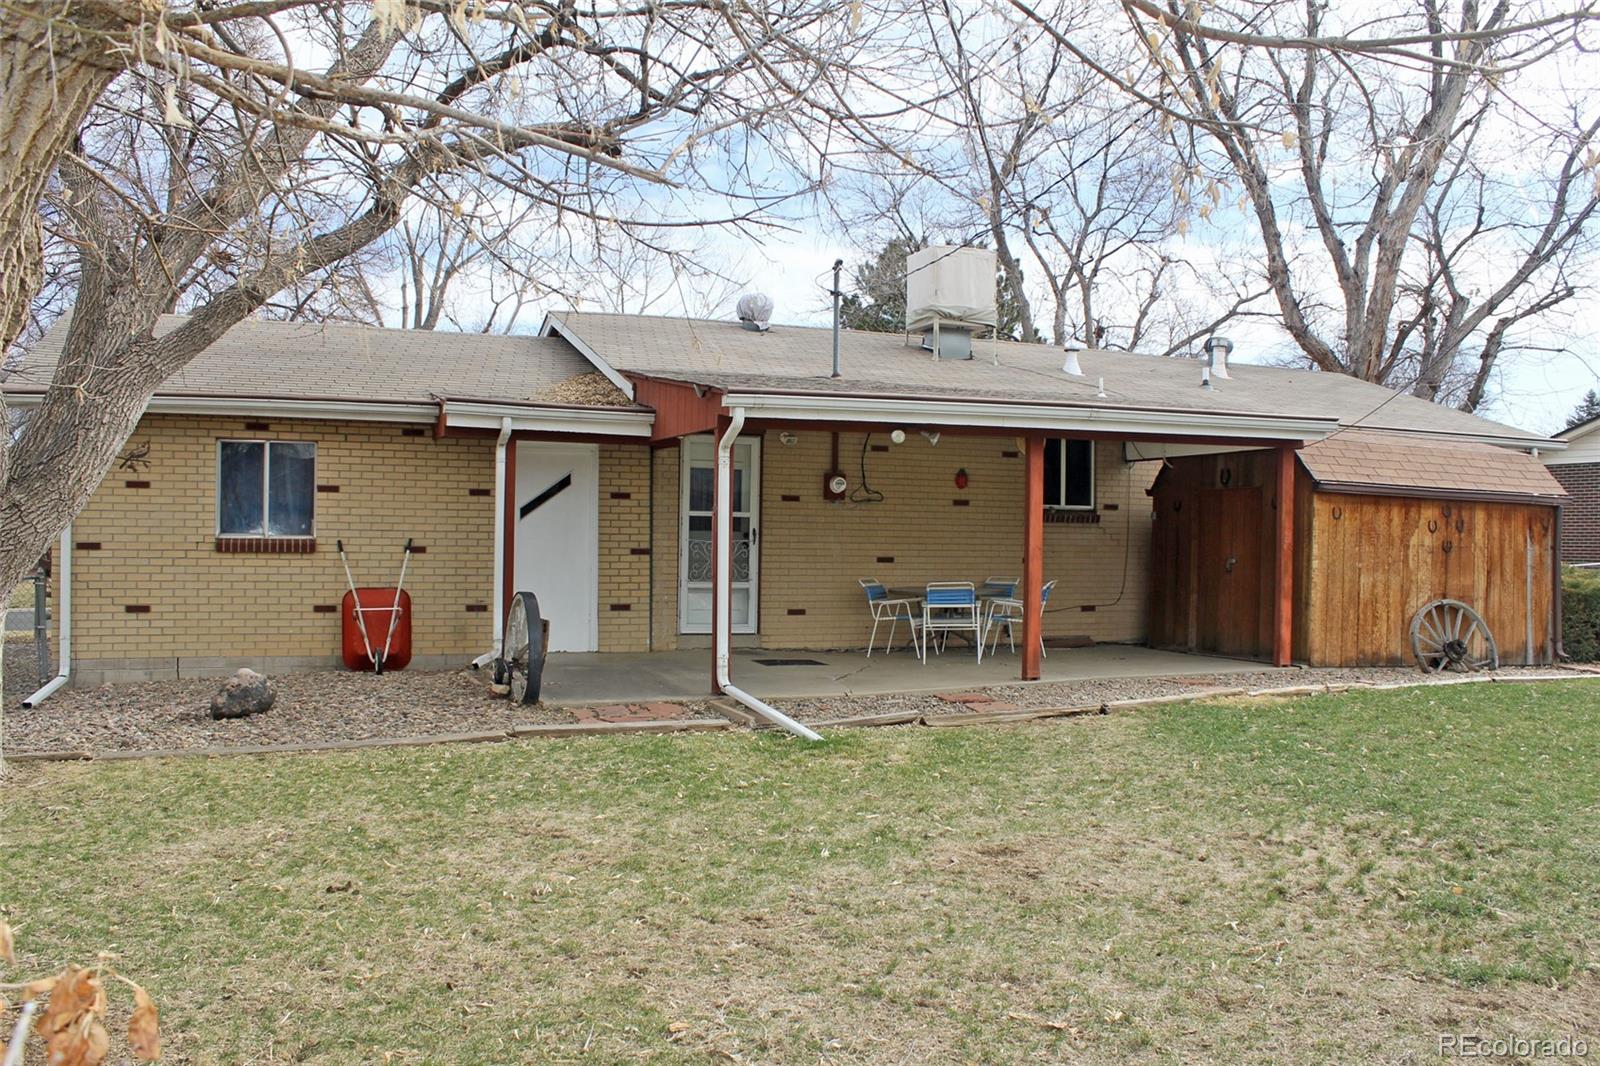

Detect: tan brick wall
57,414,497,678
650,431,1156,650
597,444,651,651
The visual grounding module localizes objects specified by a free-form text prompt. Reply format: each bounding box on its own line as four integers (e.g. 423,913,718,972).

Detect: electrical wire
1046,444,1136,615
851,433,885,503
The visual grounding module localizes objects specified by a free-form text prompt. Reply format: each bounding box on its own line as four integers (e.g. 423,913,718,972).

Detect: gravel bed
747,665,1579,724
4,668,578,755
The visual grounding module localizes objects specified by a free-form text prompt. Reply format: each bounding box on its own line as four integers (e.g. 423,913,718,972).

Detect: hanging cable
851,433,885,503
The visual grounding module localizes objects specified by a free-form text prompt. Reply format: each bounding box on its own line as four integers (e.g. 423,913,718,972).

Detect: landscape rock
209,668,276,719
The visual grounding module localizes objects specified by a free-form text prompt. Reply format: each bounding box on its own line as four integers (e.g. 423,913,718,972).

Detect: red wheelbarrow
336,539,414,673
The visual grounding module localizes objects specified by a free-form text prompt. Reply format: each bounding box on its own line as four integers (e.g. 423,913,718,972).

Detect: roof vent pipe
1204,335,1233,380
1062,346,1084,376
829,258,843,379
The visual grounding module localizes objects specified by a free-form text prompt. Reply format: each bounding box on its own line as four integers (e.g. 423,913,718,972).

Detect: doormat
753,658,827,667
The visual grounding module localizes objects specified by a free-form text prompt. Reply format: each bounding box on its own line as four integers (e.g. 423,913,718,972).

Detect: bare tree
1010,0,1600,404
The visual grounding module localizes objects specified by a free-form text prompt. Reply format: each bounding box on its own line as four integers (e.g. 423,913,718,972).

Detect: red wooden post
1022,434,1045,681
711,414,731,694
1273,443,1296,667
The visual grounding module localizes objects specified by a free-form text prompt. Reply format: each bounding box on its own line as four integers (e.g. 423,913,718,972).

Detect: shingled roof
8,315,637,410
1297,429,1565,501
546,311,1551,448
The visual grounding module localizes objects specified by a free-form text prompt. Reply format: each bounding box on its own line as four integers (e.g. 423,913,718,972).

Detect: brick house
1543,414,1600,564
7,310,1570,694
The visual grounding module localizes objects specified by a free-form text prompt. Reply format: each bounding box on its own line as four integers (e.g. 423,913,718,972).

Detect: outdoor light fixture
921,430,941,446
889,429,907,444
779,431,799,446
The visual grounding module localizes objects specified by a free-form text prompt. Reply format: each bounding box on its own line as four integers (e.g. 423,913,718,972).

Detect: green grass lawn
4,683,1598,1063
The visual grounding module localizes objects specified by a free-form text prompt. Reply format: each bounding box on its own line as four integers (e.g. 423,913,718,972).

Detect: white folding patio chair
922,582,982,663
858,579,922,657
979,576,1019,636
984,579,1057,657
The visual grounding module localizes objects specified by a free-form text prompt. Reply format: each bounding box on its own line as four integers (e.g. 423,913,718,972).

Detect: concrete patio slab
537,644,1281,706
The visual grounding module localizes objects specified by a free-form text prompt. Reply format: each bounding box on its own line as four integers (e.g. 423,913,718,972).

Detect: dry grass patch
3,682,1598,1063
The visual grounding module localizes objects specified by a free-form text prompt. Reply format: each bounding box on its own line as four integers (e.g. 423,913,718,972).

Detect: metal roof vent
905,245,996,360
1062,345,1084,376
1204,335,1233,380
737,293,774,332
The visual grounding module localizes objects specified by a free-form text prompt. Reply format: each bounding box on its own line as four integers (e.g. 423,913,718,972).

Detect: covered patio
537,644,1283,706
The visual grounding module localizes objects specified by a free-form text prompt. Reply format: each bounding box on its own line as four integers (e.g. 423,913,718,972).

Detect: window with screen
1043,439,1095,510
218,440,316,536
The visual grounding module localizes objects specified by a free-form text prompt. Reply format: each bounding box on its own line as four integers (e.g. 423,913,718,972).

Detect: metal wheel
1410,599,1498,673
501,591,544,705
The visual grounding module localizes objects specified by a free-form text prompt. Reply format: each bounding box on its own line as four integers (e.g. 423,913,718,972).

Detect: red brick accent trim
125,480,151,489
629,547,651,555
75,542,103,551
124,605,151,614
1044,511,1100,525
313,604,338,614
317,484,340,493
215,537,318,554
870,444,890,453
244,421,271,431
465,604,489,613
786,608,807,615
780,494,802,502
876,555,895,563
952,499,971,507
1001,449,1020,458
610,491,632,499
401,427,427,437
468,488,491,497
609,603,632,611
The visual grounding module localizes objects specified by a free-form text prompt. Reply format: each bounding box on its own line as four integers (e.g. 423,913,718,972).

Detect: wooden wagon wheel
1410,599,1498,673
500,591,545,705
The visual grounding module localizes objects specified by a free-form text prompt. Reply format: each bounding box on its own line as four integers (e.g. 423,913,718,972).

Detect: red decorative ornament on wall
954,469,969,490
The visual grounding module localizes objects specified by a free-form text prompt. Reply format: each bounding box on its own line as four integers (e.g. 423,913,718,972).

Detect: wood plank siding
1149,450,1559,667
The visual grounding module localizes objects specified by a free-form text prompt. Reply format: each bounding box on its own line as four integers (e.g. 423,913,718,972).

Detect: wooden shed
1148,430,1566,667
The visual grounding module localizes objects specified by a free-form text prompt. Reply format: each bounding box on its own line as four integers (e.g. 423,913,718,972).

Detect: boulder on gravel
209,668,275,719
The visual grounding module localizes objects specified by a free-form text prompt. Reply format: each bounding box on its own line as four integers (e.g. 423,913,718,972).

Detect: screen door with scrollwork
678,434,759,634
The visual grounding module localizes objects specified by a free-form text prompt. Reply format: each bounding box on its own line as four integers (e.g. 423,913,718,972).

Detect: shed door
1195,487,1264,658
513,442,599,652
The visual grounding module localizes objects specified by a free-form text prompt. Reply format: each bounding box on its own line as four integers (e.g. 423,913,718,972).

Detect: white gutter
472,418,514,671
715,409,822,742
720,391,1340,442
441,400,652,437
21,526,70,707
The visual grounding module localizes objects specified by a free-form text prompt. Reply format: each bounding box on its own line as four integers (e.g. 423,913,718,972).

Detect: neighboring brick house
1543,414,1600,564
6,310,1567,689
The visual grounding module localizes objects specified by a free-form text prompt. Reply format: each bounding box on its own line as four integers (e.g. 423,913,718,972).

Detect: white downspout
22,526,71,707
715,409,823,741
472,418,514,669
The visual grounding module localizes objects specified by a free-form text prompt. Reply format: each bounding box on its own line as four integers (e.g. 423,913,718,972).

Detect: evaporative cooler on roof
904,245,997,360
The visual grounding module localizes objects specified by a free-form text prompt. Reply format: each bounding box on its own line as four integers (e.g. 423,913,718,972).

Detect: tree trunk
0,7,124,354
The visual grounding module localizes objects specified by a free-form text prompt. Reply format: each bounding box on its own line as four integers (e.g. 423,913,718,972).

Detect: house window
217,440,316,536
1043,439,1095,510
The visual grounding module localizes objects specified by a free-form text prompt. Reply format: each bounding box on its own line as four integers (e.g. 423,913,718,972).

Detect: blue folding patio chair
858,578,922,657
984,579,1057,657
922,582,982,663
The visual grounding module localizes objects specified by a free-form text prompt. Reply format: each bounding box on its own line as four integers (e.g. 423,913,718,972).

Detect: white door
679,435,760,634
514,442,599,652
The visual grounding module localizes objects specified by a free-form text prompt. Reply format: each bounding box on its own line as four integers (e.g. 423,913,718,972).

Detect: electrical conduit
715,409,822,741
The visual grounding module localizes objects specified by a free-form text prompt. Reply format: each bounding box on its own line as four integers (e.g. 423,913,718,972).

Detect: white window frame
215,439,318,537
1045,438,1096,511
